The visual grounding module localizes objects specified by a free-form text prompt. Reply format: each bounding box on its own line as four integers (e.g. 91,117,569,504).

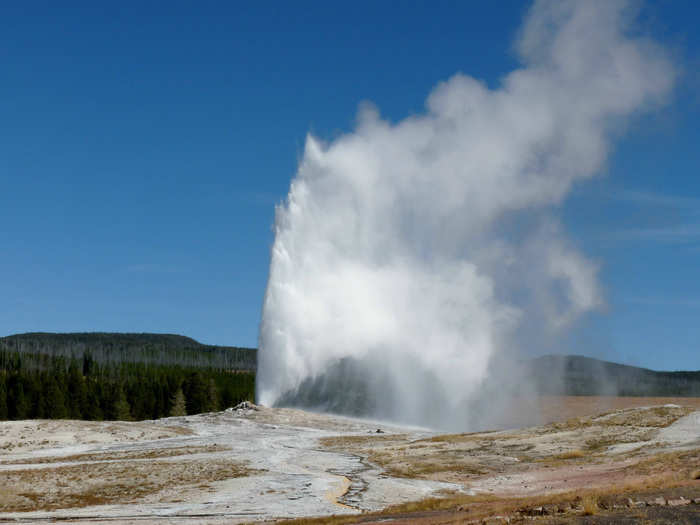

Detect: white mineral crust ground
0,404,459,524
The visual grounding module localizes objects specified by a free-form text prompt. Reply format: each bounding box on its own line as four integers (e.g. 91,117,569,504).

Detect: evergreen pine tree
184,372,207,414
0,375,7,420
8,375,30,420
113,387,132,420
43,375,68,419
67,363,87,419
169,387,187,417
84,382,103,420
206,378,219,412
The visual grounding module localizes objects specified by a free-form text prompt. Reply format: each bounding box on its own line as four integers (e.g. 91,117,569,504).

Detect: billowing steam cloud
257,0,675,430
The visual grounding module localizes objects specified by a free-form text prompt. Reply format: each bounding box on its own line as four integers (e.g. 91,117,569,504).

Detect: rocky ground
0,397,698,524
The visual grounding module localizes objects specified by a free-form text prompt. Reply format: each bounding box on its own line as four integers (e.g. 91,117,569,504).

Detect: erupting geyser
257,0,675,430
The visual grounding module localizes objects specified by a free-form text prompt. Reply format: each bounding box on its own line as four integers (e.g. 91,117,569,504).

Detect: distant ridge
528,354,700,397
3,332,203,348
0,332,257,371
277,353,700,423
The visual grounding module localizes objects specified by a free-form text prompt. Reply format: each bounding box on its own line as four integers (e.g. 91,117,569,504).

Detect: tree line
0,332,257,371
0,349,255,421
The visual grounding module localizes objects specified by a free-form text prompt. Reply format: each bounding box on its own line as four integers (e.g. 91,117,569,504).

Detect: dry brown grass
542,405,692,436
278,472,699,525
0,421,194,455
596,405,693,427
581,494,599,515
318,434,406,449
584,436,619,451
419,429,501,444
320,434,488,481
0,444,230,466
0,458,255,512
276,516,358,525
366,446,490,481
319,404,698,486
322,430,531,484
552,449,585,460
274,487,621,524
280,403,700,525
624,448,700,478
387,448,695,521
383,459,487,478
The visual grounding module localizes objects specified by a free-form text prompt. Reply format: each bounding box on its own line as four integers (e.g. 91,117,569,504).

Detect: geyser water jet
257,0,675,430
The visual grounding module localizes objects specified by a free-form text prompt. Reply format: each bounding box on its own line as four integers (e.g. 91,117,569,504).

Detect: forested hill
0,332,256,371
529,355,700,396
0,332,257,421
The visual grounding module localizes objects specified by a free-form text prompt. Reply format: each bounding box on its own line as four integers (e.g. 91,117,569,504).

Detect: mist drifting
257,0,675,430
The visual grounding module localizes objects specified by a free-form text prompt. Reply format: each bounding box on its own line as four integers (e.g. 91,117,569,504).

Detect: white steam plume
257,0,674,429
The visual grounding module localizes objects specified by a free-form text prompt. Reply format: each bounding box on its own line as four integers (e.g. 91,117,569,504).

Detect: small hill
529,354,700,397
0,332,257,371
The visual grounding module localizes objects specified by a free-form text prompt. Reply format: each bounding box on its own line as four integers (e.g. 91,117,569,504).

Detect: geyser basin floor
0,398,699,524
0,406,456,523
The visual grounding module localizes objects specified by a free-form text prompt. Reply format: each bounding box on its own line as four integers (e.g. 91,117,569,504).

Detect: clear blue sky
1,1,698,371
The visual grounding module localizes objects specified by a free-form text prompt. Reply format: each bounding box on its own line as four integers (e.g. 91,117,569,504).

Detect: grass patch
0,444,230,466
278,473,700,525
552,449,585,460
595,405,693,428
585,436,620,451
318,434,406,449
321,434,490,480
540,405,692,435
0,458,256,512
581,494,598,515
385,461,487,478
624,448,700,478
418,429,500,444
